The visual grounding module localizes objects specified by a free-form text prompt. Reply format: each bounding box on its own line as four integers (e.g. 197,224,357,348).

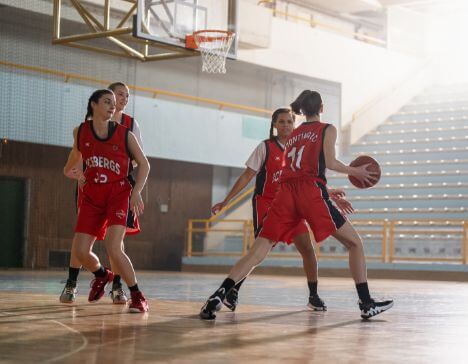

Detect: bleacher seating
320,85,468,260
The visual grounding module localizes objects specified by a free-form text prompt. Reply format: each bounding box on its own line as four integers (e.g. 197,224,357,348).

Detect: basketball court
1,0,468,362
1,270,467,363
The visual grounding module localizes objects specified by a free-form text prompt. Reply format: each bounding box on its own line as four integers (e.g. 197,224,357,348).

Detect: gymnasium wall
0,140,212,270
0,1,341,270
0,3,341,169
237,16,424,125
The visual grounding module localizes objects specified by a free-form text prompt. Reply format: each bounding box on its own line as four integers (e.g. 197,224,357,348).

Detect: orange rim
193,30,235,43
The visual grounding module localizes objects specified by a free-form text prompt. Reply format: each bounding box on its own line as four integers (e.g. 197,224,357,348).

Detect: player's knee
106,248,121,260
346,236,363,250
75,248,88,262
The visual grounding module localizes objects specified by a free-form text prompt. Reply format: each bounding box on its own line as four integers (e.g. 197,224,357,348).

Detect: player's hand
77,175,87,189
66,167,82,180
328,188,346,200
351,163,379,185
334,197,354,215
211,201,226,215
130,190,144,216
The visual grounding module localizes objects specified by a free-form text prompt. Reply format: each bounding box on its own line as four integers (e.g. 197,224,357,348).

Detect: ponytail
290,90,322,118
85,104,93,120
269,121,275,140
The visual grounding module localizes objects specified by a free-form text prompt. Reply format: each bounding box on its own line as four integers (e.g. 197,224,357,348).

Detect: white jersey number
93,173,108,184
287,145,305,171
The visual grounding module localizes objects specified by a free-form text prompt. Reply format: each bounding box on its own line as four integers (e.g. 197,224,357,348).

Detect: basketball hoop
187,30,235,74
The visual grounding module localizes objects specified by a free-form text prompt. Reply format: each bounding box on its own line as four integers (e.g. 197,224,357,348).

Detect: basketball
348,155,381,189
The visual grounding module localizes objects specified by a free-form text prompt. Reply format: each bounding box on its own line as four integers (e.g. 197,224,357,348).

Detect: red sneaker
129,291,149,313
88,268,114,302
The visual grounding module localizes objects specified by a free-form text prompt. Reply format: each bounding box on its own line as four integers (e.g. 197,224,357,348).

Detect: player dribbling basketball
211,107,354,312
200,90,393,320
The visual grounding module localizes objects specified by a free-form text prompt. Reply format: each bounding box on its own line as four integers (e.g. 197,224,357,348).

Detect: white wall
0,3,341,170
238,17,424,126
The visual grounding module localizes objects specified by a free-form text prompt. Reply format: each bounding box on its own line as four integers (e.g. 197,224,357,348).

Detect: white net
193,30,235,74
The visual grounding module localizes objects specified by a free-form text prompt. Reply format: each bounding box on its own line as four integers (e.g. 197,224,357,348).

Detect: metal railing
388,219,468,264
0,60,272,116
186,219,255,257
186,218,468,264
257,0,386,47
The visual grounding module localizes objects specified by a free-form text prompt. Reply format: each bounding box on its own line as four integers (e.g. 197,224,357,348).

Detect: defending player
211,108,354,312
200,90,393,320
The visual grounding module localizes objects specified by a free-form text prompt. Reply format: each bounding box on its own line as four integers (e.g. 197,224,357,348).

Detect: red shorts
75,179,132,239
76,181,140,239
253,195,310,245
259,179,346,243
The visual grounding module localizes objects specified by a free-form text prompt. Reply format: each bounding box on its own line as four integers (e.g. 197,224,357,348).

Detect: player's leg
332,222,393,319
72,190,115,303
109,240,128,304
292,231,326,311
109,209,140,304
61,185,85,303
105,181,148,313
200,236,274,320
60,239,83,303
60,232,107,303
110,209,140,303
332,222,367,283
302,181,393,319
223,195,267,311
200,185,298,320
71,232,115,303
104,225,148,313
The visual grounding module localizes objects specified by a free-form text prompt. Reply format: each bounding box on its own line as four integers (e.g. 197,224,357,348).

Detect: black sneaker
200,294,223,320
307,294,327,311
223,288,238,311
60,279,77,303
359,299,394,319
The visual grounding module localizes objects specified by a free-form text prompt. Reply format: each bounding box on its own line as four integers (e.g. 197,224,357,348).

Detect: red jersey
254,139,284,200
77,120,131,184
120,113,135,131
281,121,330,184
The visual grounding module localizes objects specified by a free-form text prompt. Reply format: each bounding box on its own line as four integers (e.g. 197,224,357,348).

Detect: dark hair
269,108,294,140
290,90,322,117
85,89,114,120
107,82,127,91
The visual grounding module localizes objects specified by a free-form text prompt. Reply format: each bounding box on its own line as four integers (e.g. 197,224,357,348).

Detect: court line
43,320,89,363
0,312,88,363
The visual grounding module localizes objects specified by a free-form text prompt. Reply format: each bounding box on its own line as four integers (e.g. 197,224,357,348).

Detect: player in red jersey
201,91,393,320
106,82,144,303
61,82,144,305
61,89,150,313
211,108,354,312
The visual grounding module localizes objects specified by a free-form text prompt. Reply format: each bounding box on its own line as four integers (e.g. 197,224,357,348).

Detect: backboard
133,0,238,59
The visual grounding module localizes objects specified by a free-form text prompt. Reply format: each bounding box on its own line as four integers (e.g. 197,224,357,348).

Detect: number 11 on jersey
287,145,305,171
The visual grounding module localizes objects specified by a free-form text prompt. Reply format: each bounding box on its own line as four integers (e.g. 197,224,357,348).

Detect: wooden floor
0,270,467,363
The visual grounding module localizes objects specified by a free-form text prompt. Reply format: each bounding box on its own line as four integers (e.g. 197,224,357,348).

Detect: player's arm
131,119,144,168
323,125,375,184
127,131,150,216
63,127,84,182
211,167,257,215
